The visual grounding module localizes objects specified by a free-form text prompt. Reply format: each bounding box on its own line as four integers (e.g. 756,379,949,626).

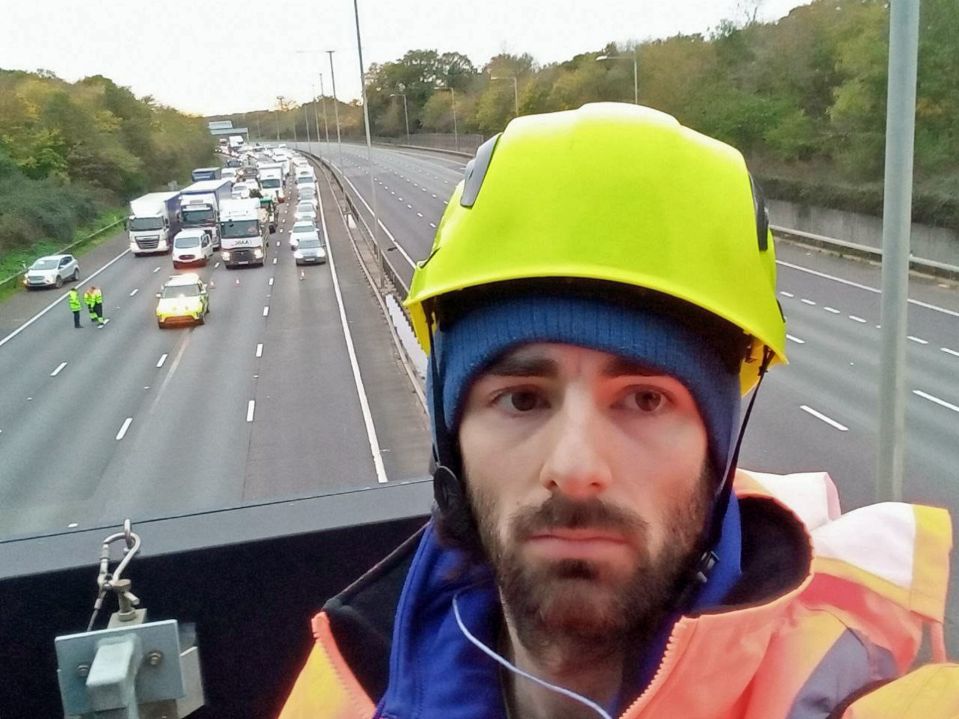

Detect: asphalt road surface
0,161,431,541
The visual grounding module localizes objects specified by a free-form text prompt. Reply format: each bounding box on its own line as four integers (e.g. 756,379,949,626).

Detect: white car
293,202,317,224
22,254,80,290
172,229,214,268
289,221,318,250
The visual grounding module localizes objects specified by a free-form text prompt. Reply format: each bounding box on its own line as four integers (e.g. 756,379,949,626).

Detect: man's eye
622,389,668,413
494,390,545,412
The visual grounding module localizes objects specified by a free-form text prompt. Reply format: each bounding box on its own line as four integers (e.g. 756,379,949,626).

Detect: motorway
0,157,431,540
2,140,957,648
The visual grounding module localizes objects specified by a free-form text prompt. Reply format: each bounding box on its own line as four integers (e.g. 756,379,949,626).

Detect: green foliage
220,0,959,226
0,69,214,262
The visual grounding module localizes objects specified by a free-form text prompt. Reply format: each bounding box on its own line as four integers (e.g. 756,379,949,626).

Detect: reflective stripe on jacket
278,470,956,719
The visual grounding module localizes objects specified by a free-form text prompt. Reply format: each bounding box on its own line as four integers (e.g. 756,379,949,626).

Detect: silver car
294,234,327,265
22,254,80,290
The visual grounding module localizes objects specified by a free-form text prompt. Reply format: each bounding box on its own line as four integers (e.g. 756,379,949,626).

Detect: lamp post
435,86,458,152
326,50,343,166
596,53,638,104
490,75,519,117
353,0,383,288
319,73,330,146
390,92,410,144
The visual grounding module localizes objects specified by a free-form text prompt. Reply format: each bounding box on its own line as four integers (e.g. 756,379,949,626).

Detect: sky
0,0,812,117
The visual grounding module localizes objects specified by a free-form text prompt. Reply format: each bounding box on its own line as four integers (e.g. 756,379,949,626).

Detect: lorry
179,179,233,250
191,166,222,182
127,192,181,255
228,135,245,152
218,198,274,268
258,162,286,204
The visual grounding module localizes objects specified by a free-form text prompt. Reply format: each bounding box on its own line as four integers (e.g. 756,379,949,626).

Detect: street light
490,75,519,117
596,53,639,105
390,92,410,144
435,86,458,152
318,73,330,146
326,50,343,165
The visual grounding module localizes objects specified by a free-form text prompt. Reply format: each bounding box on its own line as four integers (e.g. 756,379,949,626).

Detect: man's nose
538,392,613,499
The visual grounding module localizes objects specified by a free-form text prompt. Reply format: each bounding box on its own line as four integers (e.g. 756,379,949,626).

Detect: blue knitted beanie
430,293,741,475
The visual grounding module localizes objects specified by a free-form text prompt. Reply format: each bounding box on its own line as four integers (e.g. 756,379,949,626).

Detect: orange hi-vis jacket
279,470,957,719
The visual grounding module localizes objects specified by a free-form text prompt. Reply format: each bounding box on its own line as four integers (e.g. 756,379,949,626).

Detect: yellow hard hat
405,103,786,393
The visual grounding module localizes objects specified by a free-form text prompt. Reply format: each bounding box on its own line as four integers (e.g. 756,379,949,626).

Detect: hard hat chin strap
674,346,775,612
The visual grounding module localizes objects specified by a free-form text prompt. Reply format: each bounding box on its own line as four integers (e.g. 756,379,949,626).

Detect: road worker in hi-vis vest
280,103,957,719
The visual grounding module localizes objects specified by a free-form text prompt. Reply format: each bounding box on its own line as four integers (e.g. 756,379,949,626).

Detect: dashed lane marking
269,277,274,286
51,362,67,377
800,405,848,431
129,289,139,297
800,298,816,306
256,343,263,358
153,267,161,273
942,347,959,358
786,334,806,344
246,400,255,422
115,417,134,440
214,261,220,269
849,315,867,323
273,257,277,265
907,336,928,345
417,212,423,217
263,306,270,317
780,291,794,298
156,353,167,368
824,307,840,314
913,390,959,414
429,222,437,228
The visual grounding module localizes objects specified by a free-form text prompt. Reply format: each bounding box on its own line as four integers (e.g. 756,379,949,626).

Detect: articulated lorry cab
127,192,181,255
258,163,286,204
180,179,233,250
218,198,274,268
191,166,222,182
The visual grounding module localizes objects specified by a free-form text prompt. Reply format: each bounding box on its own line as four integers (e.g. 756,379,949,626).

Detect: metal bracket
56,619,203,718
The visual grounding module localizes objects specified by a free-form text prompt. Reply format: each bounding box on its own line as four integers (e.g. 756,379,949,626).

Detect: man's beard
470,464,713,662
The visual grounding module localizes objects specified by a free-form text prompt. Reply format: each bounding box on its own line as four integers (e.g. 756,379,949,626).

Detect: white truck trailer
127,192,181,255
179,179,233,250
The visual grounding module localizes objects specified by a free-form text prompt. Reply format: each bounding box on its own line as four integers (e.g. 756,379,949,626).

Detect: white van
172,228,214,268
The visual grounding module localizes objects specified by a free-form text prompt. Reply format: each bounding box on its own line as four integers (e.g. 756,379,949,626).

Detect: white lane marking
942,347,959,358
263,306,270,317
269,277,274,286
777,259,959,317
849,315,867,323
273,257,277,264
907,335,929,345
421,187,427,192
0,247,130,350
51,362,67,377
337,170,415,269
800,298,816,306
407,204,413,209
786,334,806,344
102,318,110,326
824,306,840,314
129,288,139,297
246,400,255,422
153,266,161,273
256,343,263,358
800,405,848,431
68,522,77,528
429,222,436,228
115,417,134,440
417,212,423,217
779,291,794,298
443,200,448,205
432,193,437,198
390,190,395,195
914,390,959,414
156,353,168,368
214,261,220,269
318,168,389,484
